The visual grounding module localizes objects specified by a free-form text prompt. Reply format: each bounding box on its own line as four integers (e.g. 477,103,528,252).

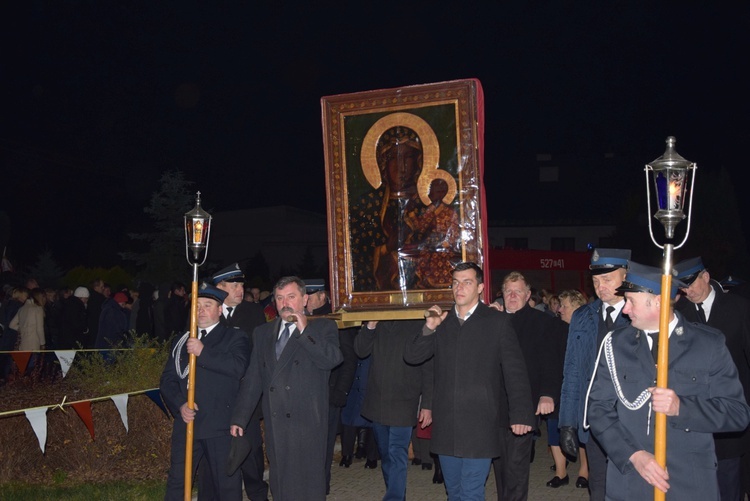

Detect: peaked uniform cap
197,282,229,303
212,263,245,284
304,279,326,294
616,261,682,298
674,257,705,286
590,248,631,275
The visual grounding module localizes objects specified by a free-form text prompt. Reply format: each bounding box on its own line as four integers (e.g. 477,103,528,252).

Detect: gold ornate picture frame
321,79,489,312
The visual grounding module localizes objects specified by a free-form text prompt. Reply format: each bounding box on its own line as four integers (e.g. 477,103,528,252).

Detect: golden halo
361,112,440,191
417,168,458,206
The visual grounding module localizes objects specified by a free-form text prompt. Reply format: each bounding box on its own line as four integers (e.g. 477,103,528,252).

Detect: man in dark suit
230,276,343,501
211,263,268,501
303,279,358,495
492,271,560,499
160,282,251,500
404,261,534,500
675,256,750,500
588,262,750,500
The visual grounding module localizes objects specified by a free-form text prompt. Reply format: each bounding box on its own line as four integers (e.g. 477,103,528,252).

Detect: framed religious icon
321,79,490,312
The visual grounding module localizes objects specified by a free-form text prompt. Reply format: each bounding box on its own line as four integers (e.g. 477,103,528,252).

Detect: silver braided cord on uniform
583,331,653,434
172,332,191,380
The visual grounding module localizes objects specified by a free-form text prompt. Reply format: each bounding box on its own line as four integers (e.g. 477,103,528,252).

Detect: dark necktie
200,329,207,340
275,322,294,359
696,302,707,323
226,306,233,320
605,306,615,330
647,332,658,362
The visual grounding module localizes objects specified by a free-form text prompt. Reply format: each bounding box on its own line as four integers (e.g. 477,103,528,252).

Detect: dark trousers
586,434,607,501
325,404,341,491
240,414,268,501
411,427,431,465
198,415,267,501
717,457,742,501
341,425,378,460
165,424,241,501
493,429,532,501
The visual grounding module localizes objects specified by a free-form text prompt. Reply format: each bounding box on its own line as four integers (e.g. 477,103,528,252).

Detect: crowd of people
3,249,750,501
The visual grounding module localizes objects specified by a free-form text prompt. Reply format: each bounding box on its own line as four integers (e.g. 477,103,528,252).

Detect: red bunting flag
10,352,32,375
71,401,95,440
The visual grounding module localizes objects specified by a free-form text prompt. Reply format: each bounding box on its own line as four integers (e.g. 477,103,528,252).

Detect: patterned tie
275,322,294,359
605,306,615,330
226,306,233,320
696,303,707,323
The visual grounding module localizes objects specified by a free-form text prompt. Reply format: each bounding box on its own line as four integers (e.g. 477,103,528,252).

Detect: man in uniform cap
160,282,251,500
587,262,750,500
210,263,269,501
304,279,330,316
675,257,750,500
559,248,631,500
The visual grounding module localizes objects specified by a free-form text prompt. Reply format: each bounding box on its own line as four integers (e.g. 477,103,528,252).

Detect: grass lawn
0,480,171,500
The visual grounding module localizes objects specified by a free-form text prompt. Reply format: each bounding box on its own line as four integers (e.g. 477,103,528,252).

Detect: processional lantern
184,191,212,264
645,136,697,245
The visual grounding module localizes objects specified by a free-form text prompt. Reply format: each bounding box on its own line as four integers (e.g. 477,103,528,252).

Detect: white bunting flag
111,394,129,432
25,407,48,453
54,350,77,378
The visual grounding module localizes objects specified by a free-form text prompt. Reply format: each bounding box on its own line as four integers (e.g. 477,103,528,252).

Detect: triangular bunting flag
71,401,95,440
111,394,129,432
145,389,170,417
24,407,48,453
54,350,77,378
11,352,32,375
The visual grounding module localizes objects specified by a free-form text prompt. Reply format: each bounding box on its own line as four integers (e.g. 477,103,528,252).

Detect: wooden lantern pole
653,244,674,501
184,266,200,501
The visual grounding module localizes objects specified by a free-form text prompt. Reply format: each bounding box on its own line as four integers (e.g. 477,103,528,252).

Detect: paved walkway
265,425,590,500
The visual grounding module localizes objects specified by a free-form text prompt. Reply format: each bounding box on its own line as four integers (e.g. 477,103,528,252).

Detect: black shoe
421,463,432,470
546,475,569,488
339,455,352,467
411,458,422,466
576,476,589,489
364,459,378,469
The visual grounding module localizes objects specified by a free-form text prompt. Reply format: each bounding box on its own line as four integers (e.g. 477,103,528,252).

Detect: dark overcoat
404,302,534,458
355,320,433,427
675,282,750,459
587,313,750,500
503,304,560,420
231,317,342,501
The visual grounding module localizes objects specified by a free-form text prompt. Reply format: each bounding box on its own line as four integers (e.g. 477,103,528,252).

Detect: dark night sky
2,2,750,270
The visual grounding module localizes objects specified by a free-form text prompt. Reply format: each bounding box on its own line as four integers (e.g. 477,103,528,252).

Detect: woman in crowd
548,289,589,489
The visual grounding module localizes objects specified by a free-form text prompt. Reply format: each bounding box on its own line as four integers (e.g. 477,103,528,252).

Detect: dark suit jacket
224,301,266,349
588,313,750,500
676,282,750,459
504,304,559,417
404,302,534,459
160,322,250,440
